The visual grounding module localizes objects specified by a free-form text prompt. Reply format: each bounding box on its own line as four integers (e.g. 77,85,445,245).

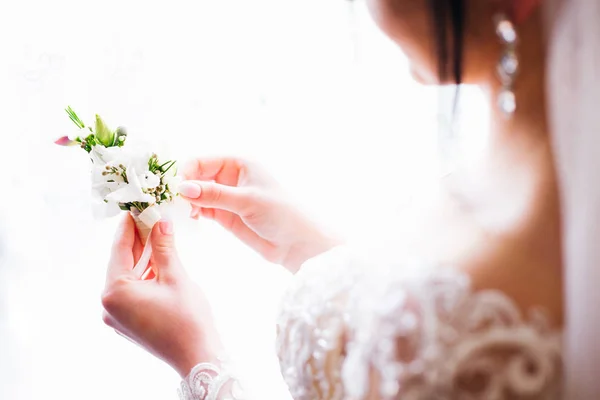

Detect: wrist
173,326,225,378
284,232,343,273
174,347,223,379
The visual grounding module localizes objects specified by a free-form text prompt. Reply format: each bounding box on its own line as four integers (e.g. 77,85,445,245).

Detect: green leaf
94,114,115,147
65,106,86,129
148,155,159,172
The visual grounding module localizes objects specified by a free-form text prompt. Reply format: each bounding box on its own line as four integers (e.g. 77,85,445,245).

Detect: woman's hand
101,215,222,378
178,157,341,273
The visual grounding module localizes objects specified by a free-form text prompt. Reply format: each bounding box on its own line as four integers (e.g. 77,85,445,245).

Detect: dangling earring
495,13,519,117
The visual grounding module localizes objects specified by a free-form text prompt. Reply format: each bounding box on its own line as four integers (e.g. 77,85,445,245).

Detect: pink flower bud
54,136,79,146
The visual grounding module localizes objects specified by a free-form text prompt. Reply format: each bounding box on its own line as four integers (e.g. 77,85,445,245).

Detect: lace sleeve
276,247,563,400
276,246,362,400
177,358,245,400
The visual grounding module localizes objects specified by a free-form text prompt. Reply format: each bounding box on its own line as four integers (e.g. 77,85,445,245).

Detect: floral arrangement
55,107,181,242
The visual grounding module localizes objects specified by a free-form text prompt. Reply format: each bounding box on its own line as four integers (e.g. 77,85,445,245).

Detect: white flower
90,144,123,165
92,199,121,219
89,144,155,201
105,167,156,204
140,170,160,189
164,174,183,194
85,142,178,220
91,165,125,198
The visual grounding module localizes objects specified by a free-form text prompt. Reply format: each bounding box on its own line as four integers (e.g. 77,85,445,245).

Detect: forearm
173,325,225,379
171,321,246,399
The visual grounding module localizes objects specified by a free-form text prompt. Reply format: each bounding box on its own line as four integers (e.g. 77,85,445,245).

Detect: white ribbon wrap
130,207,162,279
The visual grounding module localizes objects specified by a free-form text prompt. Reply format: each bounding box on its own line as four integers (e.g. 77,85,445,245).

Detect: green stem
162,160,176,175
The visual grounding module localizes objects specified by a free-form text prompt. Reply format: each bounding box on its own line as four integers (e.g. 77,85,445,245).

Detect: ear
514,0,543,24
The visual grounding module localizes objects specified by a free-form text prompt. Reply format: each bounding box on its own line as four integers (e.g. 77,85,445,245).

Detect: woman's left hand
101,214,222,378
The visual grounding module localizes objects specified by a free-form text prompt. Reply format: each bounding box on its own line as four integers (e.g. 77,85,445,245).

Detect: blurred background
0,0,488,398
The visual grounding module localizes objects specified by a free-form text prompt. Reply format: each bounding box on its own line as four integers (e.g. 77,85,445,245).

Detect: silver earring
495,14,519,117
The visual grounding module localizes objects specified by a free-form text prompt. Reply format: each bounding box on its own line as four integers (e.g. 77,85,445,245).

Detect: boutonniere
56,107,181,276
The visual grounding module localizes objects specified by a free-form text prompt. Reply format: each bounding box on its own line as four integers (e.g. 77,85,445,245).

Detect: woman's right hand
178,157,340,273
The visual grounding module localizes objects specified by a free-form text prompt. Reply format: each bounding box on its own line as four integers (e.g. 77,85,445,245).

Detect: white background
0,0,487,399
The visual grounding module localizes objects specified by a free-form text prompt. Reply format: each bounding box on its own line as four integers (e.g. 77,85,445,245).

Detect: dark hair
428,0,466,84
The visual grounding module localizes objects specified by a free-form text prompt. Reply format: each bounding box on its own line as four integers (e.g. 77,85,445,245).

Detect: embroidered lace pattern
277,248,562,399
178,359,245,400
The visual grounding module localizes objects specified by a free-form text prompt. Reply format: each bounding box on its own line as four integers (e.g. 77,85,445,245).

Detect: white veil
545,0,600,397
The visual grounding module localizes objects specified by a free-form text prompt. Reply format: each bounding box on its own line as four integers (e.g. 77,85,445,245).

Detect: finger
199,207,214,219
115,329,141,347
149,220,182,280
178,181,258,217
102,311,142,347
181,157,245,187
199,208,278,261
133,228,144,264
192,199,277,258
107,214,137,283
215,210,279,261
102,310,119,329
102,310,129,336
189,205,202,220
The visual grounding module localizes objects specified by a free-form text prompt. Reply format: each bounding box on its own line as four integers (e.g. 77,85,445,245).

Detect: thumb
150,220,180,277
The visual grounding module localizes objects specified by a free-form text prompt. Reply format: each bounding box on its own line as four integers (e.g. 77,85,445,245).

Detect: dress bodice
276,247,562,399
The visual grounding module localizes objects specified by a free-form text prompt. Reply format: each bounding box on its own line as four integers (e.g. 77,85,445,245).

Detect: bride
100,0,599,398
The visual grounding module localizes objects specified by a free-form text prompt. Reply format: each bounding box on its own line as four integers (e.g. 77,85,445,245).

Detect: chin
409,66,437,85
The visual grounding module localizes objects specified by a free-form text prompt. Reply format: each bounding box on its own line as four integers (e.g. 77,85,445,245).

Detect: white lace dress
179,246,563,400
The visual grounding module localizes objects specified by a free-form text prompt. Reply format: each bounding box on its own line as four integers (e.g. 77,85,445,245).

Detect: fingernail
159,220,173,235
178,181,202,199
